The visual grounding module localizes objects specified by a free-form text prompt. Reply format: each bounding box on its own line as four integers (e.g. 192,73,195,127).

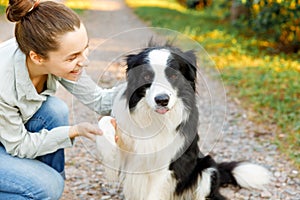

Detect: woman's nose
78,50,90,67
78,58,90,67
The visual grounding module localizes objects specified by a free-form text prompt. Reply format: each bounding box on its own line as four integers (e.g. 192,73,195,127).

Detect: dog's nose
154,94,169,107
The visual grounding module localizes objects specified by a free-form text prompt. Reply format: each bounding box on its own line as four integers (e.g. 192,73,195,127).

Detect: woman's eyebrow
65,41,89,58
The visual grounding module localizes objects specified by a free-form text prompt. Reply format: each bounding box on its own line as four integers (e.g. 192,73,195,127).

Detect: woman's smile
70,68,82,75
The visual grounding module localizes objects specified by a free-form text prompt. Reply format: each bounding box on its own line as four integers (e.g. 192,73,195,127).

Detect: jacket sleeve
59,70,120,115
0,101,73,158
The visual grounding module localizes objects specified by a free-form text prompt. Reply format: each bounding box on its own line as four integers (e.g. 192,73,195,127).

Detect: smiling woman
0,0,118,199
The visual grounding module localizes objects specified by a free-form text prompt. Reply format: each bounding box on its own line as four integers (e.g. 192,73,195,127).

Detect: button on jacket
0,38,117,158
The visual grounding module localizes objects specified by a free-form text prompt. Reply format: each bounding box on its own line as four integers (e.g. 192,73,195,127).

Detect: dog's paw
97,116,118,145
96,116,118,163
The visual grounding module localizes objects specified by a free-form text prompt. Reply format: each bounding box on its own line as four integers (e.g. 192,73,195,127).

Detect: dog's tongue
156,107,169,114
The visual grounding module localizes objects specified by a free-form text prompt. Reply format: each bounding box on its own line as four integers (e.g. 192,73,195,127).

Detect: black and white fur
96,44,270,200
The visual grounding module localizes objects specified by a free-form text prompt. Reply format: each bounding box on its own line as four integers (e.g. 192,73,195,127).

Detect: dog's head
124,44,197,115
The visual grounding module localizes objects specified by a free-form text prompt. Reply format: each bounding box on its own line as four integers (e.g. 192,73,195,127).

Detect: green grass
126,0,300,167
0,5,6,14
0,0,8,13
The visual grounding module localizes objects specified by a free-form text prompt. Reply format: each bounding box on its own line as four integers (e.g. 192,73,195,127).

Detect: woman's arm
59,70,119,115
0,101,72,158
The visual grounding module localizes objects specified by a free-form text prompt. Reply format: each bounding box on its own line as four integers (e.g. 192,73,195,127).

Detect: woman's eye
67,56,77,62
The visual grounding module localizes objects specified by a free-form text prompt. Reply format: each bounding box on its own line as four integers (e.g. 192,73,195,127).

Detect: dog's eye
144,74,152,81
169,74,178,80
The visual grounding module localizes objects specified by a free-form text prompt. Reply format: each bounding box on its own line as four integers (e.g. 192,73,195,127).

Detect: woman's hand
69,122,103,140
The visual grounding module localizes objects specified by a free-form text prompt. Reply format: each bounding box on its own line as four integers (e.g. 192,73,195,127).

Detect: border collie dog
96,44,270,200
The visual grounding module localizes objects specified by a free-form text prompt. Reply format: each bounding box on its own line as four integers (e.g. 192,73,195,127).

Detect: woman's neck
26,57,48,93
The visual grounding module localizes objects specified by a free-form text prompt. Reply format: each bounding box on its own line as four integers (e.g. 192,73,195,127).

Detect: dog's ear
126,54,138,72
183,50,197,91
184,50,197,67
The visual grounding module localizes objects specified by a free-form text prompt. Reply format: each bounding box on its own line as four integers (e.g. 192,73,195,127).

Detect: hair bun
6,0,36,22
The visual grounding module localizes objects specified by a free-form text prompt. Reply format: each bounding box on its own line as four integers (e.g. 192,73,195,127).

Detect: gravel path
1,0,299,199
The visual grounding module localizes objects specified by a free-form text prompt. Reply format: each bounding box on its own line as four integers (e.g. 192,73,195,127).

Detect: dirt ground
0,0,299,199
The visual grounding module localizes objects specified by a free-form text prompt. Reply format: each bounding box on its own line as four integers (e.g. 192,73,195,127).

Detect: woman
0,0,117,199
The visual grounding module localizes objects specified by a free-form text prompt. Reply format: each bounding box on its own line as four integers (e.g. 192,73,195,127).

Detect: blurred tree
177,0,212,9
0,0,8,6
235,0,300,53
0,0,8,14
230,0,250,21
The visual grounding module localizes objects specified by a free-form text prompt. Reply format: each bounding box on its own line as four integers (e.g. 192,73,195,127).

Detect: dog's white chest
121,169,176,200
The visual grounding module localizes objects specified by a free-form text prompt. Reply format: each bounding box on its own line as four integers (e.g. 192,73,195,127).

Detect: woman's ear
29,51,44,65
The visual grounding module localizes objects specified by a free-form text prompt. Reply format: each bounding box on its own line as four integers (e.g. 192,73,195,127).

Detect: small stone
280,193,287,199
87,190,98,195
260,190,272,198
274,171,281,177
292,169,298,174
101,195,111,200
285,189,298,196
265,156,274,162
278,176,287,183
287,179,295,185
281,182,287,187
275,182,282,187
291,170,298,177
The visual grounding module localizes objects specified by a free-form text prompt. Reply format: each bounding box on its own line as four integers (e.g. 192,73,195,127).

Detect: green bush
180,0,299,53
0,0,8,6
177,0,212,9
0,0,8,14
237,0,300,53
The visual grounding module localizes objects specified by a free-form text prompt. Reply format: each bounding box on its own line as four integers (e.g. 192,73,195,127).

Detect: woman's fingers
84,132,97,141
110,118,117,130
70,122,103,140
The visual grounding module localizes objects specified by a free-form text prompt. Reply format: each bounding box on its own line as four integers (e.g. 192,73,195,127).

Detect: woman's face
42,23,89,81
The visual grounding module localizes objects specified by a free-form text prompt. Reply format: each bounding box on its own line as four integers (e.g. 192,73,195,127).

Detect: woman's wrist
69,125,78,139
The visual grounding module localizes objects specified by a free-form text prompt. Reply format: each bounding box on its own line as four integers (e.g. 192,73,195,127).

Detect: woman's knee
26,96,69,131
15,173,64,200
34,171,65,200
21,172,64,200
0,149,65,200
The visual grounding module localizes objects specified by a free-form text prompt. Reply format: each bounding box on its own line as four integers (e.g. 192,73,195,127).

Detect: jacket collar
14,49,58,101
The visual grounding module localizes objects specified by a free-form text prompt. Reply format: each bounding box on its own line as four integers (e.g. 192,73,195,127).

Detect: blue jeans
0,96,69,200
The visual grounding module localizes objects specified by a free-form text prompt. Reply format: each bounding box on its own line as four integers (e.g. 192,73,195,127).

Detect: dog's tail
217,161,271,189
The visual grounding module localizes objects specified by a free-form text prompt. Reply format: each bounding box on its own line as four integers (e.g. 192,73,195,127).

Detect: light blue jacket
0,38,117,158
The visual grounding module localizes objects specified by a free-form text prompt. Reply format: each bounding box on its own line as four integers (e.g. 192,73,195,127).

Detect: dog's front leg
145,170,176,200
95,116,120,180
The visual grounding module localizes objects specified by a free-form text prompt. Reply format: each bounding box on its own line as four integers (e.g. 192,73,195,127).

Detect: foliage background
0,0,7,13
232,0,299,53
